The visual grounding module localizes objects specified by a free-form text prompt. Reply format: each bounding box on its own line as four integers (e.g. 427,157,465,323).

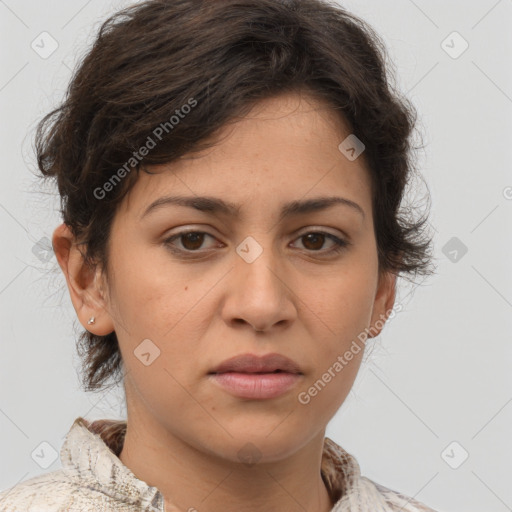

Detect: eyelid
163,226,350,257
164,225,346,242
294,225,347,238
164,229,222,251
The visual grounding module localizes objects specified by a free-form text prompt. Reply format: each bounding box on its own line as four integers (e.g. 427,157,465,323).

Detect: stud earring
87,316,95,325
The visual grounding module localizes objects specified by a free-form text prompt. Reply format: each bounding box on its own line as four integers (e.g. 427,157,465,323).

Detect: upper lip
209,353,303,374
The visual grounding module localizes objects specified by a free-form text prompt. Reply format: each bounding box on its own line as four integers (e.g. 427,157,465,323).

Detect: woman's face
91,91,396,462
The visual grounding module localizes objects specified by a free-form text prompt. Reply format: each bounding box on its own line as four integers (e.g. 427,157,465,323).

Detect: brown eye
301,233,326,251
164,231,218,253
292,231,349,255
180,232,206,250
163,229,349,258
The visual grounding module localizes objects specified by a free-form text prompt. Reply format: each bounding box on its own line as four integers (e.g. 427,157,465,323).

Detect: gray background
1,1,511,511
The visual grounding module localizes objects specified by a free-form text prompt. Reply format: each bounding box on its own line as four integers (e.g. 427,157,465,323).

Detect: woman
0,0,437,510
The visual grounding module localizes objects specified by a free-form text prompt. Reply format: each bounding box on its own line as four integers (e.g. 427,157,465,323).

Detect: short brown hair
35,0,435,392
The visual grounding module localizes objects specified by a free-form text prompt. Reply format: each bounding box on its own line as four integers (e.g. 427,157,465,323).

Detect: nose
221,245,297,333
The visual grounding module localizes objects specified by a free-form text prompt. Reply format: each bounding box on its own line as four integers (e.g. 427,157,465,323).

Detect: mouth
209,352,303,375
209,369,292,375
208,371,302,399
208,352,304,399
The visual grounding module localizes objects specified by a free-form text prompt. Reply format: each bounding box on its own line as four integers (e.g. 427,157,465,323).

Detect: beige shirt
0,417,438,511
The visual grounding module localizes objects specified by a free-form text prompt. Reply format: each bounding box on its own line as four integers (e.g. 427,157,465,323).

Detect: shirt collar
61,417,164,510
60,416,361,510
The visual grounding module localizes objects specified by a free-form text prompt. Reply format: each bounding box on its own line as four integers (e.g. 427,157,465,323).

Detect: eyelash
163,229,350,258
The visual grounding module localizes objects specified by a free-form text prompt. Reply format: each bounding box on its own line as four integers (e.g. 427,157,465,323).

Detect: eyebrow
139,194,365,222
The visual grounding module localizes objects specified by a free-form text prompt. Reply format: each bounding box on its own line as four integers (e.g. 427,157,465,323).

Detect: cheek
111,270,215,390
296,301,368,427
107,250,200,338
304,267,376,337
124,358,212,444
298,266,376,393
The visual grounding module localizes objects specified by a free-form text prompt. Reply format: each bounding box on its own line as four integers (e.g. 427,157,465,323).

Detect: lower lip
209,372,302,399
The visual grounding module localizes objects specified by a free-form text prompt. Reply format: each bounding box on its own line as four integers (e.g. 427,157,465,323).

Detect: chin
219,427,310,464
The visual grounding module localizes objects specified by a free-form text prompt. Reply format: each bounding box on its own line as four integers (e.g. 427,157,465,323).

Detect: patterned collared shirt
0,417,438,511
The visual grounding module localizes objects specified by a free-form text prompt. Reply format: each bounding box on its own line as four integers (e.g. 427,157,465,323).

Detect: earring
87,316,95,325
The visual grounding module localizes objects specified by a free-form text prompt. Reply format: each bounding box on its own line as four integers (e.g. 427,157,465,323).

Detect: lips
208,353,303,400
209,353,303,375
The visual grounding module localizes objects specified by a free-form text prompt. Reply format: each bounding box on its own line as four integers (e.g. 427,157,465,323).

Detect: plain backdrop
1,1,511,511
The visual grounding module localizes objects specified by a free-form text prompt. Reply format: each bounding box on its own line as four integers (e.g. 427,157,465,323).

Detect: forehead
119,91,372,221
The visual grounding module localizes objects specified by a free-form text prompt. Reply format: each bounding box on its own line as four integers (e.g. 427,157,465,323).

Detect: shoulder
363,477,439,512
322,437,439,512
332,475,440,511
0,469,110,512
0,469,83,512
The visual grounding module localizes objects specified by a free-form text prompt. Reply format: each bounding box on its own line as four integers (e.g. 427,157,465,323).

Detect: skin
53,90,397,512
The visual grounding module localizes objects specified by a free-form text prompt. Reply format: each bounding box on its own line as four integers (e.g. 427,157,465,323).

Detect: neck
118,410,334,512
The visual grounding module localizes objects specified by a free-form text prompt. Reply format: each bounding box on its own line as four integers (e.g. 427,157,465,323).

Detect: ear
367,270,398,339
52,223,115,336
